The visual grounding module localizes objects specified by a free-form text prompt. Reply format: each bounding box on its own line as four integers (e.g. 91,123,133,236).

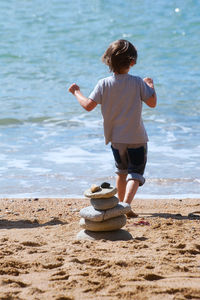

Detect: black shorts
111,143,147,186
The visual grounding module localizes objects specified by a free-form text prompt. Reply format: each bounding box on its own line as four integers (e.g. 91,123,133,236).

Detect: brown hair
102,39,138,73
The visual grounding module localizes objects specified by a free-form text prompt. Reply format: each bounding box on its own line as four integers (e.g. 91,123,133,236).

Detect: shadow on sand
0,218,67,229
141,212,200,220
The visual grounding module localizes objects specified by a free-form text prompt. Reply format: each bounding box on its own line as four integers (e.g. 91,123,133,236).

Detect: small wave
0,118,23,126
0,116,86,128
26,117,82,128
147,178,200,184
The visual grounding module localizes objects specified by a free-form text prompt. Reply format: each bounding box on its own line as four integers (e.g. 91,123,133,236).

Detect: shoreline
1,193,200,200
0,197,200,299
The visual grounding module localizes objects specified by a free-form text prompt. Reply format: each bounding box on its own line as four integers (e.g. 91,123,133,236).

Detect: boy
68,39,157,217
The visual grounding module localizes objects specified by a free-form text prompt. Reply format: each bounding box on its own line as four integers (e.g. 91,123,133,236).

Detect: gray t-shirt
89,73,154,145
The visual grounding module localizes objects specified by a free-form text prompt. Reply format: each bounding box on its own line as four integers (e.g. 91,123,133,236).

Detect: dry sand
0,197,200,300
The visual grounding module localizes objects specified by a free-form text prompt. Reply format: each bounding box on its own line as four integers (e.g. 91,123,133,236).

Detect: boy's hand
68,83,80,95
143,77,157,108
68,83,97,111
143,77,154,89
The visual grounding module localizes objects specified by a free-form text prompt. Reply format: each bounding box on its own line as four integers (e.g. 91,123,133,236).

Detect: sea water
0,0,200,198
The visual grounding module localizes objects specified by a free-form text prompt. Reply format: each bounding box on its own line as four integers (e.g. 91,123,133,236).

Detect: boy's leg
124,179,139,218
124,144,147,217
124,179,139,205
116,173,127,202
116,174,138,218
111,143,128,202
111,143,146,218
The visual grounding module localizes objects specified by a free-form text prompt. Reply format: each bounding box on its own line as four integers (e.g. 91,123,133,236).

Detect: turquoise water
0,0,200,198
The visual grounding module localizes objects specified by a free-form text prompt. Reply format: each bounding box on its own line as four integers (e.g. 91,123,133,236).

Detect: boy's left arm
68,83,97,112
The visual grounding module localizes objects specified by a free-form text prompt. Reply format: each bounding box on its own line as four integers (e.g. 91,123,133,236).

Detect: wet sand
0,197,200,300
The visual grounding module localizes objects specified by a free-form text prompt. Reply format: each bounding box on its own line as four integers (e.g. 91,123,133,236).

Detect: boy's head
102,39,137,74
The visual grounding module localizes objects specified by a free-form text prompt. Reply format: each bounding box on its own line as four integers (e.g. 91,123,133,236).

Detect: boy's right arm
143,78,157,108
68,83,97,112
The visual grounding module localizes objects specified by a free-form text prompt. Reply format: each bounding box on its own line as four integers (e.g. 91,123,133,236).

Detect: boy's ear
130,60,135,67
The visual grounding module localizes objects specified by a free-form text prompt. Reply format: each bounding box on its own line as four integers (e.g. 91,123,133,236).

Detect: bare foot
126,210,138,218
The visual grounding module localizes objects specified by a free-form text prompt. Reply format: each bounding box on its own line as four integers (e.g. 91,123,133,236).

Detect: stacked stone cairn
76,182,133,241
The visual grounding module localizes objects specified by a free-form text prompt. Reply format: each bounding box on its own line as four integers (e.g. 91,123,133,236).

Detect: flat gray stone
79,215,126,231
80,203,131,222
84,186,117,199
90,196,119,210
80,206,103,222
76,229,133,241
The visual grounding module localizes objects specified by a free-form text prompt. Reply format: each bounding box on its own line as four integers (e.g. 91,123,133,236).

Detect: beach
0,197,200,300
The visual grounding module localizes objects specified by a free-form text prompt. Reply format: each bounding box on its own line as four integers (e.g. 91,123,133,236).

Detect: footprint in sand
70,257,106,267
175,243,186,249
115,260,128,267
2,278,29,288
50,270,69,281
50,274,69,281
21,241,44,247
42,262,63,269
52,270,66,276
96,269,112,278
0,260,30,276
143,273,165,281
55,296,74,300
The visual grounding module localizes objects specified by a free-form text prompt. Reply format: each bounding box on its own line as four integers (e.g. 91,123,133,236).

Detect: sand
0,197,200,300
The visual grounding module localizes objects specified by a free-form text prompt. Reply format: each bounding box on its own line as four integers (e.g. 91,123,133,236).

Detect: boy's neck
114,71,129,75
114,66,130,75
114,61,135,75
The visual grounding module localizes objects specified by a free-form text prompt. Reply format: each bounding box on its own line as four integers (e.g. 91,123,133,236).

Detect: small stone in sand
90,184,101,193
37,208,45,212
100,182,110,188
